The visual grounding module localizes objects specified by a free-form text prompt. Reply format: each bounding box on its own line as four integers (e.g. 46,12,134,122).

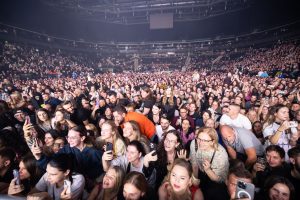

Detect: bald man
220,125,263,168
220,104,252,130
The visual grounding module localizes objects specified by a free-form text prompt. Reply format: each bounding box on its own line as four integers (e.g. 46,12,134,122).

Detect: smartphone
25,116,31,124
106,142,113,154
235,180,255,200
149,143,157,156
256,157,267,167
96,99,99,107
64,180,71,194
13,169,20,185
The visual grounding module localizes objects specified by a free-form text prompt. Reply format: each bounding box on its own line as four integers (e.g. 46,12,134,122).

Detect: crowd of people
0,38,299,200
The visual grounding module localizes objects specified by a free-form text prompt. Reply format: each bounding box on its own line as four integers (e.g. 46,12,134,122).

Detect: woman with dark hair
143,130,186,190
256,176,295,200
178,119,195,149
29,153,85,200
35,108,53,132
122,171,150,200
197,110,212,128
263,104,299,160
139,86,155,117
51,109,76,136
8,154,42,196
148,103,162,126
88,166,125,200
102,140,156,188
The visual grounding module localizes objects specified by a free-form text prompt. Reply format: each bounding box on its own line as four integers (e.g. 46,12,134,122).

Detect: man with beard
287,146,300,199
155,114,175,142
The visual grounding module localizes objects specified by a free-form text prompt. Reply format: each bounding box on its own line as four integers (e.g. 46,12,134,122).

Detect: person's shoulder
72,173,85,182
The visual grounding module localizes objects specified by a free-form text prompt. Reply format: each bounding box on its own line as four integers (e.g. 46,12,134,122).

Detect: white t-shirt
35,173,85,200
155,125,175,142
220,114,252,130
263,123,297,161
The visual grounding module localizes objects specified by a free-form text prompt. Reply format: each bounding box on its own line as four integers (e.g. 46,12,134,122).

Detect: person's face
164,133,179,152
275,107,289,122
189,104,196,112
44,133,54,146
126,145,141,163
42,94,49,101
105,107,112,116
52,139,65,153
166,88,172,96
181,120,190,131
123,183,144,200
202,112,210,121
197,132,213,150
123,123,135,140
46,165,67,185
212,102,219,110
109,95,117,104
63,103,74,114
266,151,284,168
253,122,263,133
205,119,215,128
19,161,30,180
269,183,290,200
103,168,117,189
152,105,160,115
247,111,257,122
141,90,148,98
228,105,238,116
13,111,25,121
67,130,84,148
222,128,235,145
179,109,188,119
227,174,252,199
101,123,114,140
81,99,90,109
291,103,300,112
160,118,170,131
55,111,64,121
262,106,269,114
37,111,48,122
170,165,191,193
113,111,124,125
251,96,257,102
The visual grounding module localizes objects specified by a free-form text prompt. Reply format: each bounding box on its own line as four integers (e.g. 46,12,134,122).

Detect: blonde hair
195,127,219,150
162,87,175,106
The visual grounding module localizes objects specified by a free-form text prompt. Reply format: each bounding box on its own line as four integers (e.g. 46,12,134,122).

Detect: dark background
0,0,299,42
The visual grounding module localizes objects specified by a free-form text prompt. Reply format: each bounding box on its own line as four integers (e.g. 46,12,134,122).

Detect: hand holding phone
235,180,255,200
13,169,20,185
149,143,157,156
64,180,71,195
106,142,113,154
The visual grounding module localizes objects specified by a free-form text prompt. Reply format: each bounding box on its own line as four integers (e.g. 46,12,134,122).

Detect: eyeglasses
164,139,177,144
196,138,213,143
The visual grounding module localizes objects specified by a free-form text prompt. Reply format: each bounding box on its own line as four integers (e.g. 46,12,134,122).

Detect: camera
235,180,255,200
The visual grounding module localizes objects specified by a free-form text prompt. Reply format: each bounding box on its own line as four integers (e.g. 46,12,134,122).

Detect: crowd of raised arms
0,39,299,200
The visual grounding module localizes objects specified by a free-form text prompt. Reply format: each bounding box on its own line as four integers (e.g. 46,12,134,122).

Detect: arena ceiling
40,0,253,25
